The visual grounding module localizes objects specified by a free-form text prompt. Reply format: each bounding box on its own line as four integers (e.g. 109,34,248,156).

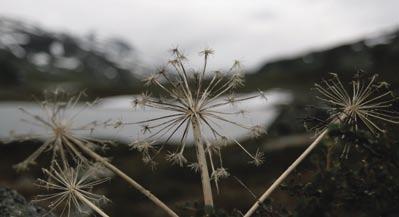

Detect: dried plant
127,48,266,208
13,90,107,171
244,72,399,217
11,90,179,217
310,72,399,134
35,162,110,217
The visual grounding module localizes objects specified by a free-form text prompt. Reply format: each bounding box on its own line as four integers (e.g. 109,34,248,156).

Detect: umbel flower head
35,162,110,217
129,47,266,187
12,90,112,171
242,73,399,217
11,91,180,217
306,72,399,158
310,72,399,134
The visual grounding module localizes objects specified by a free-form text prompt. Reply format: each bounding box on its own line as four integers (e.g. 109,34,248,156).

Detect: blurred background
0,0,399,216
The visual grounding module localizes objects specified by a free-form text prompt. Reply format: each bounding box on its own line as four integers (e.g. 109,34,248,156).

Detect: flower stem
71,138,179,217
75,191,110,217
243,129,329,217
191,117,214,209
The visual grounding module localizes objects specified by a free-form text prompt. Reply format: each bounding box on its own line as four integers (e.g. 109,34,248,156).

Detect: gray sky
0,0,398,71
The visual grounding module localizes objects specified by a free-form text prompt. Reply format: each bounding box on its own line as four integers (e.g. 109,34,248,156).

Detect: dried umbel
13,90,109,171
11,90,179,217
309,72,399,158
129,48,266,208
244,72,399,217
35,162,110,217
311,72,399,134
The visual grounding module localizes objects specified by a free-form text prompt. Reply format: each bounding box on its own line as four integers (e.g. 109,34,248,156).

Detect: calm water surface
0,90,291,144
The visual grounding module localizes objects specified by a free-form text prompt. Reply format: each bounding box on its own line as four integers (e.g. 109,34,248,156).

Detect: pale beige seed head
313,72,399,134
125,48,267,187
11,90,110,171
34,162,109,217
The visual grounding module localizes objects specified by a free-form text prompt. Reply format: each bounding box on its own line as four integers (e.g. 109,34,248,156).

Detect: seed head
250,125,267,138
34,162,109,217
188,162,201,173
230,72,245,88
313,72,399,134
199,48,215,58
129,140,154,154
249,149,264,166
165,152,188,167
129,48,266,173
11,90,110,171
132,92,151,108
211,167,230,182
143,74,159,87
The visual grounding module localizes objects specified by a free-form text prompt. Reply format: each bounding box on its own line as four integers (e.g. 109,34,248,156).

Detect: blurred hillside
1,16,399,100
245,29,399,92
0,17,141,100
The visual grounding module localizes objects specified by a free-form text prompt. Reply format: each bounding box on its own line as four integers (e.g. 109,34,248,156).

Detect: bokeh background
1,0,399,216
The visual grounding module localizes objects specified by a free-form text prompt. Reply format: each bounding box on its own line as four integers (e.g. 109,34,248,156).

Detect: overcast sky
0,0,398,71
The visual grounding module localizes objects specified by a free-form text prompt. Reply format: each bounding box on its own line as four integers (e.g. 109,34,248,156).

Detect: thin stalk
243,129,329,217
71,138,179,217
74,191,109,217
191,116,214,208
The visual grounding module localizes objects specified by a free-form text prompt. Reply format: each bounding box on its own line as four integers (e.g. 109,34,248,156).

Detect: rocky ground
0,187,54,217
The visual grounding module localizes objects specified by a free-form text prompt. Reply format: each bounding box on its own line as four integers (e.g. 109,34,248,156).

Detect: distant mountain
246,29,399,90
0,17,142,97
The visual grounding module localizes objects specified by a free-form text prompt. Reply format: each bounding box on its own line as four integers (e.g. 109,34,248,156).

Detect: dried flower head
130,48,265,166
188,162,201,173
126,48,266,202
143,74,159,87
129,140,154,153
130,48,263,164
210,167,230,194
312,72,399,134
242,72,399,217
165,151,188,167
132,92,151,108
211,167,230,182
249,149,265,166
250,125,267,138
307,72,399,159
35,162,110,217
11,91,180,217
12,90,111,171
199,48,215,57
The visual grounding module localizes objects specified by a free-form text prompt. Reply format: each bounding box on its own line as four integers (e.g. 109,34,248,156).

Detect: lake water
0,90,292,144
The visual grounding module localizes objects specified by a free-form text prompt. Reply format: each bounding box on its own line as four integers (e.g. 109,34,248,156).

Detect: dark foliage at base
180,199,289,217
280,128,399,217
